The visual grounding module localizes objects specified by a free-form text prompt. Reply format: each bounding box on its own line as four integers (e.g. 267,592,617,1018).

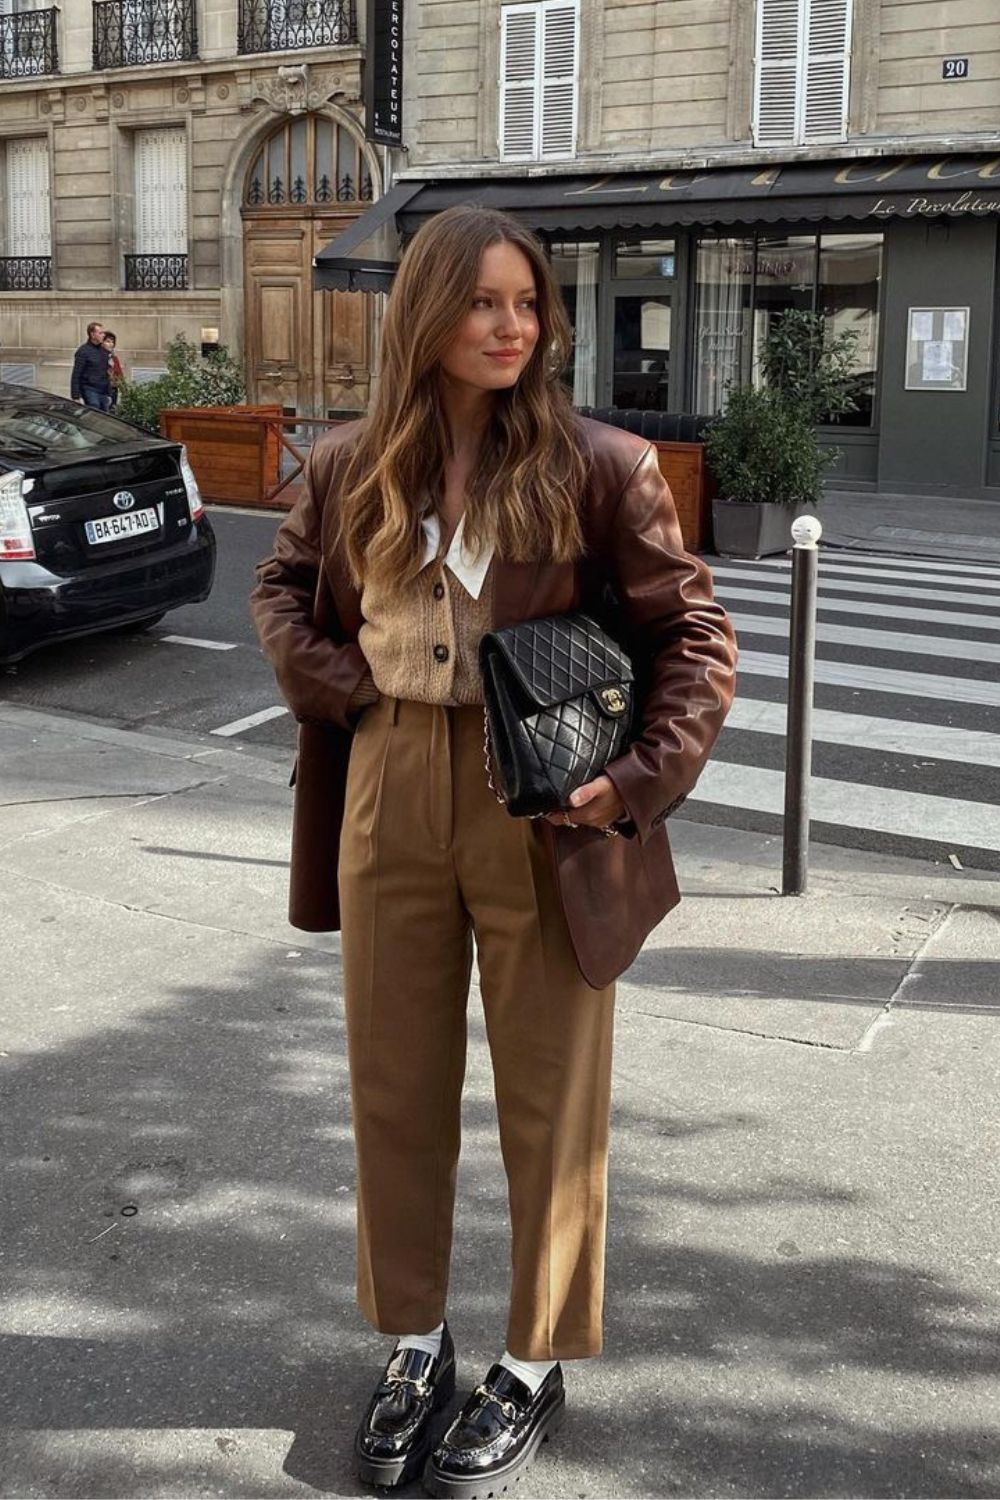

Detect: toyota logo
113,491,136,511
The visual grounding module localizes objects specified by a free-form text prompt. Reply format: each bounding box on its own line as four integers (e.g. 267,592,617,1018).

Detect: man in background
70,322,111,410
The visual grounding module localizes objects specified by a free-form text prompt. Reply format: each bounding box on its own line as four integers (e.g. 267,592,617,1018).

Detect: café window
693,230,882,426
549,239,599,407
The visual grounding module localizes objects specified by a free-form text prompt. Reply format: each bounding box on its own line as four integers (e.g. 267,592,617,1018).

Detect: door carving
243,114,374,417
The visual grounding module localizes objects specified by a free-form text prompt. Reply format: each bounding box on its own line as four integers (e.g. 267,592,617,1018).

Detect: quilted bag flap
480,612,634,711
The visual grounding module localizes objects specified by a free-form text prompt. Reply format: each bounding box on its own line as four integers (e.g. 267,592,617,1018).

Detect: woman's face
438,241,540,397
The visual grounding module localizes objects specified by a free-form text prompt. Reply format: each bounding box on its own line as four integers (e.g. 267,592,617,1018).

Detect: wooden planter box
160,405,282,505
652,440,713,551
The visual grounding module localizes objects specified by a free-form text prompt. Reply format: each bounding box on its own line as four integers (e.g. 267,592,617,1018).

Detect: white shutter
501,0,578,161
500,6,538,161
754,0,800,146
754,0,850,146
5,137,50,257
134,128,187,254
540,1,577,158
803,0,850,140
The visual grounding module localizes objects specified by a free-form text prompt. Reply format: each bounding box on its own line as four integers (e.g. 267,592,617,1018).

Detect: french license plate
84,508,158,545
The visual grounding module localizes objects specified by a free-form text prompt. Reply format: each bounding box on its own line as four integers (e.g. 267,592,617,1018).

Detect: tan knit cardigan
351,556,494,709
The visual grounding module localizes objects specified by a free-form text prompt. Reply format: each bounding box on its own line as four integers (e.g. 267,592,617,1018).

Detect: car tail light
0,470,35,561
179,447,205,522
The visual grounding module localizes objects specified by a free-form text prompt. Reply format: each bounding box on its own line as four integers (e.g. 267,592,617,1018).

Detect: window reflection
819,234,882,427
614,238,676,279
549,240,600,407
693,230,883,426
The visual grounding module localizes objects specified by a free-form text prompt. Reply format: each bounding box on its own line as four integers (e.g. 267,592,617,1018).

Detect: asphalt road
3,507,998,870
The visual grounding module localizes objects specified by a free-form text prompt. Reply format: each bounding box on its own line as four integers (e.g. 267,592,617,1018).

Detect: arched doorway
242,112,375,417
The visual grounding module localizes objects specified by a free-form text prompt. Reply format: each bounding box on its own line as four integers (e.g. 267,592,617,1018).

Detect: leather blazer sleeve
249,443,369,730
603,445,737,842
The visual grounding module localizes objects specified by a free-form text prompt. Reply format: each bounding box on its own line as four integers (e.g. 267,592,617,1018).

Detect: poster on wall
905,306,969,391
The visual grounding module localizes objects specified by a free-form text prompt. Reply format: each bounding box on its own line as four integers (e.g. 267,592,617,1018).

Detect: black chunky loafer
354,1323,457,1489
423,1361,564,1499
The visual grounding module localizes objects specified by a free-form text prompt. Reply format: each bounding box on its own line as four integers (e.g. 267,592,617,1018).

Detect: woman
102,331,124,408
251,205,736,1498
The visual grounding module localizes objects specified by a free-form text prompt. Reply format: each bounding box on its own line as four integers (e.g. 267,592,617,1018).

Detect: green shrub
705,385,834,507
758,308,862,424
116,334,245,433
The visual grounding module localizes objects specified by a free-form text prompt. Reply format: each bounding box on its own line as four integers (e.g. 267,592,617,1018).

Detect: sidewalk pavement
2,701,999,1500
820,488,1000,565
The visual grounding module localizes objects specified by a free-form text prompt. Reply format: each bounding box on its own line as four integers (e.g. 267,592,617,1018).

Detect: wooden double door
244,212,371,418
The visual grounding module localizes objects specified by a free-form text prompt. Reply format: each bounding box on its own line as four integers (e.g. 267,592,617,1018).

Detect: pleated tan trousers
338,696,616,1360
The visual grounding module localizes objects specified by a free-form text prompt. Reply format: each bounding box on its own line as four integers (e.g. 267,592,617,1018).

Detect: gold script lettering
834,161,909,184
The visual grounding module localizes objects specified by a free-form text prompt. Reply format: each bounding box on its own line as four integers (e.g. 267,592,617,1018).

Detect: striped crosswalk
691,549,1000,869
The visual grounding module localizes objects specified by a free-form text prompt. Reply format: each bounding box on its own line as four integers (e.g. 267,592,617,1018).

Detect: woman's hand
545,774,626,830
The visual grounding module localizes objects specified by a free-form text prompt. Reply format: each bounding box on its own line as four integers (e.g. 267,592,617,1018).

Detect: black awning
398,156,1000,233
313,181,424,292
314,156,1000,290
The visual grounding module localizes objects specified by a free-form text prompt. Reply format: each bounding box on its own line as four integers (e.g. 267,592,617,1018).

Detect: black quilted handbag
479,612,634,818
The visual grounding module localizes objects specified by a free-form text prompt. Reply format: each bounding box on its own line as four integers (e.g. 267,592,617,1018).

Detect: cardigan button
433,643,450,663
433,581,445,600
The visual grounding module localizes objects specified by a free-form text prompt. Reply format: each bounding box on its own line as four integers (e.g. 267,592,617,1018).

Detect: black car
0,384,215,663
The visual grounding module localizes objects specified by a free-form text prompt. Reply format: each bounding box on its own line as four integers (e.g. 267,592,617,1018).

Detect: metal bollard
782,514,822,895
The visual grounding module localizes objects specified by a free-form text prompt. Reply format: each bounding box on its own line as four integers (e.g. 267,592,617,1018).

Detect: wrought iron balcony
0,256,53,291
93,0,197,67
0,8,59,78
124,254,189,290
238,0,357,55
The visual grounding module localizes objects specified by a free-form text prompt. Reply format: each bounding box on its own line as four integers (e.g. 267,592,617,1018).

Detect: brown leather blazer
250,416,737,988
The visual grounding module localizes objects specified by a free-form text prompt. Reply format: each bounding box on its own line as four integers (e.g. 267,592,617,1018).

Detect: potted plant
116,333,247,432
117,335,282,505
705,311,861,559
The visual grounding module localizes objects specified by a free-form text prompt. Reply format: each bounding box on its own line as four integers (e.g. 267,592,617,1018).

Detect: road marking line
210,705,289,737
711,565,1000,612
723,557,1000,588
737,649,1000,708
725,697,1000,769
749,552,1000,576
717,586,1000,635
690,760,1000,852
729,610,1000,664
162,635,239,652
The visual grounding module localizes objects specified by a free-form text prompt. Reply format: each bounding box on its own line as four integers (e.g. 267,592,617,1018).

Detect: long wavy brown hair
336,205,587,590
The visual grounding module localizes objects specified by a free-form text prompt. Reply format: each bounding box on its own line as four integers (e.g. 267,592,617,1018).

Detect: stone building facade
3,0,1000,495
0,0,381,414
332,0,995,498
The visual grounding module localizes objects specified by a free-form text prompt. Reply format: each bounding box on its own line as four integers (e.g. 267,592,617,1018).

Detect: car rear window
0,404,144,456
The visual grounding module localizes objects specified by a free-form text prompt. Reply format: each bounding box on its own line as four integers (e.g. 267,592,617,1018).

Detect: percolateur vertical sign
364,0,404,146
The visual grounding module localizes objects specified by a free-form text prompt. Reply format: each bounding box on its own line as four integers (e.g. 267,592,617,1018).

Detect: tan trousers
338,697,616,1360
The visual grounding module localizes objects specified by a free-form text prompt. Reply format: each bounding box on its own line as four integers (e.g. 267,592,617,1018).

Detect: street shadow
1,942,999,1497
624,947,1000,1016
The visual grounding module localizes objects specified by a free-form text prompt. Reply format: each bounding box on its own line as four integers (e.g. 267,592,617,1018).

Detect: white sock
395,1321,444,1359
499,1350,556,1395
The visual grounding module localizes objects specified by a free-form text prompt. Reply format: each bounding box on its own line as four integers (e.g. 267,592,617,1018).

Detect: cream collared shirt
420,514,494,601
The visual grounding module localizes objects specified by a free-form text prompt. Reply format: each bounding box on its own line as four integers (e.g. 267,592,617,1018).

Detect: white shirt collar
420,514,494,601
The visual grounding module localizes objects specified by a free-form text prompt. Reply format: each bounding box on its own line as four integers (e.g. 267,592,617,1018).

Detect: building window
693,229,881,426
244,114,372,206
753,0,852,147
1,137,52,290
126,128,188,290
500,0,578,162
0,0,59,78
92,0,198,67
238,0,357,54
549,240,598,406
